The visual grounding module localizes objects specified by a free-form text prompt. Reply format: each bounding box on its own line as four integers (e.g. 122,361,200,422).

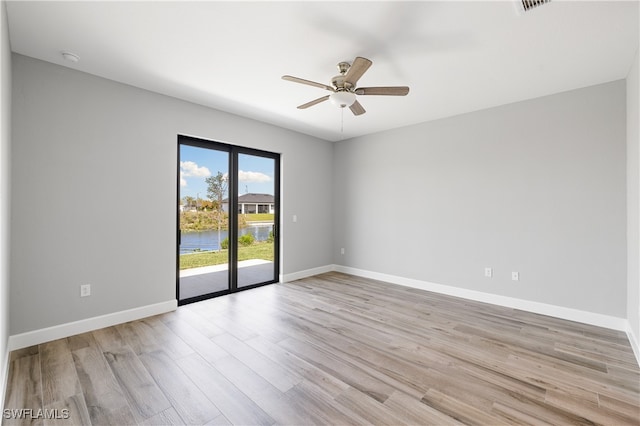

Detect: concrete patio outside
178,259,275,300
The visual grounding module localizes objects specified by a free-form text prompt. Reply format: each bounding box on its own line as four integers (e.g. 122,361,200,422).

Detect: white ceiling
5,1,639,142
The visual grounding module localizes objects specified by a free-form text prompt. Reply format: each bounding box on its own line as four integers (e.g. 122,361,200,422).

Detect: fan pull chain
340,107,344,136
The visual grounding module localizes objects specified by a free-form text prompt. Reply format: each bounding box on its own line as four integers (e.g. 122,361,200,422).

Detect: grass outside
243,213,274,222
179,241,274,270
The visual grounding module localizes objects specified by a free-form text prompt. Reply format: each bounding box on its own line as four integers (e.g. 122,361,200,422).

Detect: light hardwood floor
3,272,639,425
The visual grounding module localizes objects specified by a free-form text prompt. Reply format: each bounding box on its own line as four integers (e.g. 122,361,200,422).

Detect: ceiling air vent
515,0,551,14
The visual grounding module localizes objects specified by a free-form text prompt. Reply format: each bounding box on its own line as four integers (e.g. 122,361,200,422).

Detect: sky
180,145,275,202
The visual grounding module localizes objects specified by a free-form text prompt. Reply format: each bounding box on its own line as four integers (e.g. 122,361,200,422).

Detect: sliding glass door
177,136,279,304
178,143,231,299
237,152,278,288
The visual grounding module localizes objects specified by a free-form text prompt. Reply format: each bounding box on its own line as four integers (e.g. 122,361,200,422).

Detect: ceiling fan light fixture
329,91,356,108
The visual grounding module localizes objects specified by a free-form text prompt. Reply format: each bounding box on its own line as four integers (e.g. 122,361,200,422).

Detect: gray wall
10,54,333,335
6,50,634,341
334,81,627,317
0,0,11,404
628,47,640,345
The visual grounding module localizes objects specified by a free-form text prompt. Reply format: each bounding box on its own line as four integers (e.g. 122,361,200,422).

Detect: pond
179,224,273,254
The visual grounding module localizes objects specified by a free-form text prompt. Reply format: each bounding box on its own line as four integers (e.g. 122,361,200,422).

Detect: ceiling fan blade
297,95,330,109
344,57,372,87
349,100,366,116
282,75,334,92
355,86,410,96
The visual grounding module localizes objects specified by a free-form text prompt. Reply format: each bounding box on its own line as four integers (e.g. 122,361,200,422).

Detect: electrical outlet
292,215,297,223
484,267,493,278
341,248,345,255
80,284,91,297
512,272,519,281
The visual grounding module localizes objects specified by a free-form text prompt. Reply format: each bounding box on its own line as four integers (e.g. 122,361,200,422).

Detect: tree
199,200,213,211
182,196,195,209
205,172,228,251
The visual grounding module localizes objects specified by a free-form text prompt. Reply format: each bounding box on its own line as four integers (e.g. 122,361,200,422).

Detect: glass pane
179,144,229,300
237,153,276,288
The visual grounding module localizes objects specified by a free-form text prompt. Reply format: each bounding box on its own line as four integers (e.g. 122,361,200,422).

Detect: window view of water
180,224,273,254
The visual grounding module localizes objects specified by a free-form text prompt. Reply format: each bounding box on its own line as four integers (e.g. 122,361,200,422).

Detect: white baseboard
281,265,335,283
627,325,640,367
332,265,629,332
1,346,8,411
7,265,630,364
8,300,177,351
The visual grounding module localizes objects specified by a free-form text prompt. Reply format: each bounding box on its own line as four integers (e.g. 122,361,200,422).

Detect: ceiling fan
282,57,409,116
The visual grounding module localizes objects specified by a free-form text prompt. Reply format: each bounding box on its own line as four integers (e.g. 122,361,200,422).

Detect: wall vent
515,0,551,14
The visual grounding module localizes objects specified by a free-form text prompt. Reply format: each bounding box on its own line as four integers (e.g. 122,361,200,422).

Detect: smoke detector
61,51,80,63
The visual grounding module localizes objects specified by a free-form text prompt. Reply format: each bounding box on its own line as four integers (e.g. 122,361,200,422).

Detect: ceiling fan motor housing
333,61,355,90
332,75,353,90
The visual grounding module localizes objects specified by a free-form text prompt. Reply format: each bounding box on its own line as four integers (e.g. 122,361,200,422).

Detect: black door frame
177,135,280,305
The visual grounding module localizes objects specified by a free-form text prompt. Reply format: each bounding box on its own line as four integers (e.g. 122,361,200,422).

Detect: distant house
222,193,274,214
179,204,197,213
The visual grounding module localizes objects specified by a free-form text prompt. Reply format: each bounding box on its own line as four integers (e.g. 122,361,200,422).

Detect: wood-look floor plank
38,338,87,425
419,366,519,415
545,389,639,425
113,322,148,356
491,401,556,426
71,344,137,425
140,407,184,426
162,318,230,363
332,385,406,425
205,413,233,426
279,309,432,397
92,326,174,422
140,316,196,357
421,388,504,425
38,339,82,409
39,359,81,409
43,394,91,426
598,393,640,422
383,390,464,425
245,335,351,398
9,346,39,362
492,395,598,426
176,353,275,426
605,363,640,389
206,314,259,342
66,333,94,353
506,352,638,405
207,354,308,425
284,380,368,425
278,335,397,403
39,340,73,367
101,348,172,421
116,318,194,360
211,332,301,392
159,308,226,338
455,360,547,404
261,300,433,399
3,354,43,426
4,272,639,425
138,350,220,425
